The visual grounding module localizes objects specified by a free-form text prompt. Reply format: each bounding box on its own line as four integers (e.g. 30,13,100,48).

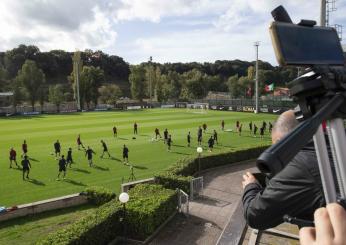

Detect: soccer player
134,122,138,135
268,122,273,133
155,128,161,139
123,145,129,164
113,126,117,137
202,123,207,133
163,128,168,144
221,120,225,131
9,147,19,168
208,136,214,152
249,121,253,135
21,155,31,180
100,140,111,158
54,140,61,157
197,126,202,146
253,124,258,137
239,124,243,136
22,140,28,158
167,135,172,151
85,146,96,167
262,121,267,132
236,121,240,132
187,132,191,147
77,134,85,150
260,126,264,139
66,148,73,167
57,155,67,180
213,130,218,144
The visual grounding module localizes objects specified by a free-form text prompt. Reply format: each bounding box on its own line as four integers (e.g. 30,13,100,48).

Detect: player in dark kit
260,126,264,139
253,124,258,137
77,134,85,150
221,120,225,131
262,121,267,132
9,147,19,168
134,122,138,135
268,122,273,133
155,128,161,139
249,121,253,135
100,140,111,158
202,123,207,133
167,135,172,151
213,130,218,144
85,146,96,167
123,145,129,164
66,148,73,167
236,121,240,132
54,140,61,157
57,155,67,180
163,129,168,144
22,140,28,157
239,124,243,136
187,132,191,147
21,155,31,180
208,136,214,152
113,126,117,137
197,126,202,146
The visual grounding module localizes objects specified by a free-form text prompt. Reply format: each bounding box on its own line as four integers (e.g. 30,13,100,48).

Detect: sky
0,0,345,65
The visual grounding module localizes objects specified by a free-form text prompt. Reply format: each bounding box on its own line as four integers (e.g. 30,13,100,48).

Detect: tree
5,45,40,78
129,65,146,101
98,84,122,106
185,69,207,99
227,74,240,98
79,66,104,109
38,85,48,113
15,60,45,111
48,84,64,112
10,79,26,113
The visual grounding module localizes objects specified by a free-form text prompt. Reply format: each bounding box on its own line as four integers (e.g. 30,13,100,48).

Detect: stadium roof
0,92,14,96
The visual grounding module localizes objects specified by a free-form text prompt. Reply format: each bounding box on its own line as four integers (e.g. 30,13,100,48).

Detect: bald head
271,110,298,144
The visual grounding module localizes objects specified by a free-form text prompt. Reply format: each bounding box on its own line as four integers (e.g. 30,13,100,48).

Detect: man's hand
242,172,257,189
300,203,346,245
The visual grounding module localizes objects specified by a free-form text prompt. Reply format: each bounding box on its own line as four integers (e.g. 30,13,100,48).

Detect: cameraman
242,110,325,229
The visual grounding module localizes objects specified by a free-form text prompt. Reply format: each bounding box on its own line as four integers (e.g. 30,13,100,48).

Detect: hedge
155,144,270,193
83,186,116,205
37,184,177,245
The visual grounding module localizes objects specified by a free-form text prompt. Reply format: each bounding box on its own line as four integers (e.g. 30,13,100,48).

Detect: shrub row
155,144,270,193
82,186,117,205
37,184,177,245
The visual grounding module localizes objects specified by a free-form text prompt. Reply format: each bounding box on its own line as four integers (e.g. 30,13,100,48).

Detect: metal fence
190,176,204,201
178,189,189,217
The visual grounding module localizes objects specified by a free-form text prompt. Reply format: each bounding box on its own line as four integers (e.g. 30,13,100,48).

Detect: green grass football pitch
0,109,277,206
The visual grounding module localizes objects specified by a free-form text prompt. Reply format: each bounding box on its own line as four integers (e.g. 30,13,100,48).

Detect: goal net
187,103,209,114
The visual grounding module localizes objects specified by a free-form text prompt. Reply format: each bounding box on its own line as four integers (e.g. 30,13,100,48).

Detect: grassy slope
0,109,276,206
0,204,96,245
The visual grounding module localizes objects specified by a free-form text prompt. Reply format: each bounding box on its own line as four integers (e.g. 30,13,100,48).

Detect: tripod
257,67,346,206
128,166,136,182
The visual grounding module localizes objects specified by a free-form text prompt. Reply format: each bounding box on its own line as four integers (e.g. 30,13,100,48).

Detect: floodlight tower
254,41,260,114
320,0,342,40
149,56,153,107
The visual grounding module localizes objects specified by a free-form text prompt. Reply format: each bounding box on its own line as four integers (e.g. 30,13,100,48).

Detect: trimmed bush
83,186,116,205
155,145,270,193
37,184,176,245
127,184,177,240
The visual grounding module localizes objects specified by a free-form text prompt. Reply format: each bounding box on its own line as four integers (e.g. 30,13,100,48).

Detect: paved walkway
149,160,257,245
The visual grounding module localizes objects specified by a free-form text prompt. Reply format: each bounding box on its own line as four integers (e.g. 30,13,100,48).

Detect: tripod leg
328,118,346,198
313,125,337,203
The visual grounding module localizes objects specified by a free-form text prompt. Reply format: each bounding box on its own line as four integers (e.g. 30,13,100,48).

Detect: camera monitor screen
270,22,345,66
